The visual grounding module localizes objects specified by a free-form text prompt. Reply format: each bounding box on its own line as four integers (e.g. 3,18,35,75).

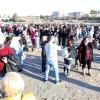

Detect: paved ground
21,41,100,100
1,41,100,100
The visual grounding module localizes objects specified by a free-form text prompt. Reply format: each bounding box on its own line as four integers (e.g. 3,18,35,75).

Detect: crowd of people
0,23,99,99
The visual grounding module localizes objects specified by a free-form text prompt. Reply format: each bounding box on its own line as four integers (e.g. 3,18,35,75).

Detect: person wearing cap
0,33,15,77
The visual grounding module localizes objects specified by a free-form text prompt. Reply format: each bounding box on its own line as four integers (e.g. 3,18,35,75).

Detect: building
0,14,12,20
68,12,84,17
51,11,66,19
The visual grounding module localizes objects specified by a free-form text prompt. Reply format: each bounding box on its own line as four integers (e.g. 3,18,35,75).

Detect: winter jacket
67,46,76,58
41,41,47,56
78,44,93,63
3,54,19,75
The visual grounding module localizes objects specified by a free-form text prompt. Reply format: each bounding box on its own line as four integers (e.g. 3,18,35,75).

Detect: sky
0,0,100,16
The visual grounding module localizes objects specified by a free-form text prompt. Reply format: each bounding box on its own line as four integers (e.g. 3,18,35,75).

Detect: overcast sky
0,0,100,16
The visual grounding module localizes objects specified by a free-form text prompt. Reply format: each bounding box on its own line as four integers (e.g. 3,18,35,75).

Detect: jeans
36,37,40,48
45,60,59,83
64,58,72,75
18,51,23,69
0,72,3,79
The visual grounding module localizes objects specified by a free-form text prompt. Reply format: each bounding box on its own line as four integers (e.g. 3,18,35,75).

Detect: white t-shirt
45,42,61,60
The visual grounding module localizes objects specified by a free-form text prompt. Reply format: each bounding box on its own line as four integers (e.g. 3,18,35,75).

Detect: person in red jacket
78,37,93,76
0,34,15,77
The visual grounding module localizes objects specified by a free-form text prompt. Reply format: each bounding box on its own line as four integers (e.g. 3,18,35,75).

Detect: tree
90,10,98,14
13,13,18,22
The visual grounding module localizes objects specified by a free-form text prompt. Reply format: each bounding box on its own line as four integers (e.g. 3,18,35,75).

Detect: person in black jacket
58,28,62,45
2,54,19,75
61,27,68,48
41,36,47,73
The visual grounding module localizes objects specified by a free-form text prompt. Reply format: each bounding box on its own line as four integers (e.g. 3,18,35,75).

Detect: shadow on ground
22,54,100,93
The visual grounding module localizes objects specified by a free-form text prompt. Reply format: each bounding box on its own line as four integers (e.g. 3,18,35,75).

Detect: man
41,36,47,73
45,35,62,84
0,33,15,77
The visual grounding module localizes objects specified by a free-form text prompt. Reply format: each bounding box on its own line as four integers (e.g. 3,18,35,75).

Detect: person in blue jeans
45,60,59,82
45,35,62,84
9,36,23,72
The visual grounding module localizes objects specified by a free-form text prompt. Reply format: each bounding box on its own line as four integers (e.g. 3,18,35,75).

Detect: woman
78,37,93,76
63,39,76,77
29,27,36,47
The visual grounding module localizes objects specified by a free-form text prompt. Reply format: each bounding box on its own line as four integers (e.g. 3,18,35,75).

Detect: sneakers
83,73,86,76
75,68,79,70
44,80,48,82
64,70,67,76
67,74,72,77
88,73,92,76
56,80,62,84
18,69,23,72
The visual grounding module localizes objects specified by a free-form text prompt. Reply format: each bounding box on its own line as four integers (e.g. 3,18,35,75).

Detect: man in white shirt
45,35,62,84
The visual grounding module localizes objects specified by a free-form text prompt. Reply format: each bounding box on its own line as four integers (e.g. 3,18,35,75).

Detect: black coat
3,54,19,75
41,41,47,56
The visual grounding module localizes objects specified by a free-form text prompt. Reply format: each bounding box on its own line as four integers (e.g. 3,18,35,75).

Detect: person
41,36,47,73
88,27,94,41
1,72,36,100
78,37,93,76
0,33,15,77
63,39,76,77
35,30,40,49
22,27,27,46
58,28,62,45
29,27,36,47
45,35,62,84
5,34,23,72
61,27,67,48
69,28,74,46
75,50,79,70
76,26,80,41
9,36,24,72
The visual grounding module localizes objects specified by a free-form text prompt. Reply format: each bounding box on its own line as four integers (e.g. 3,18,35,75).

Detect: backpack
62,47,69,58
0,92,36,100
